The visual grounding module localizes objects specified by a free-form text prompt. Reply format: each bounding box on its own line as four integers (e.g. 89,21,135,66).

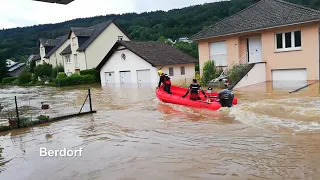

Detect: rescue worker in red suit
157,70,172,94
182,79,207,100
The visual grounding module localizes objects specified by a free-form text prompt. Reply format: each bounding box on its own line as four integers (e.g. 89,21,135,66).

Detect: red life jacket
161,74,171,85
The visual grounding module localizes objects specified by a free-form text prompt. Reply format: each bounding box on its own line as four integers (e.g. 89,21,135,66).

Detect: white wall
38,43,49,65
49,40,70,68
157,63,196,85
234,63,266,89
86,22,130,69
99,47,158,86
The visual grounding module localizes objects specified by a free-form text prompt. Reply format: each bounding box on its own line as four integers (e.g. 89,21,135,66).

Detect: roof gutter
192,19,320,41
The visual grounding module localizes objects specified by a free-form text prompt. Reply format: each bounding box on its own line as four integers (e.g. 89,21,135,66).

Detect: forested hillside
0,0,320,62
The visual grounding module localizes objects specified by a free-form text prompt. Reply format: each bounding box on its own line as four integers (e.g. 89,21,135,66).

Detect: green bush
201,60,220,86
58,74,95,87
17,69,32,85
56,72,67,79
80,68,100,82
2,77,17,85
227,64,249,84
52,64,64,78
34,63,53,79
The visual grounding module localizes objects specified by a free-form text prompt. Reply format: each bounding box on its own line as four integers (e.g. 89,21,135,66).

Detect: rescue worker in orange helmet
157,70,172,94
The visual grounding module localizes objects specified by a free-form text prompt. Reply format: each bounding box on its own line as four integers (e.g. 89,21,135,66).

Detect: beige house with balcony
191,0,320,89
60,20,130,75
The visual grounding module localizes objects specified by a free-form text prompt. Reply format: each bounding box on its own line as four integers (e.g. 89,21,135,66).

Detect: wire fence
0,89,93,128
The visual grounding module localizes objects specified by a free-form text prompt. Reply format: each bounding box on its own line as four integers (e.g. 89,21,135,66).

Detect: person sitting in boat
182,79,207,101
157,70,172,94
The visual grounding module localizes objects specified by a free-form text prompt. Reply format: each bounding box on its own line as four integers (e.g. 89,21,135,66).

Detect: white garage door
209,41,227,66
137,69,151,84
105,72,115,84
272,69,307,89
120,71,132,84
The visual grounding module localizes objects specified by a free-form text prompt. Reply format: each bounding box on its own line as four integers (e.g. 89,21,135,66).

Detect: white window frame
169,67,174,76
65,55,71,64
180,66,185,75
74,54,79,68
275,30,302,52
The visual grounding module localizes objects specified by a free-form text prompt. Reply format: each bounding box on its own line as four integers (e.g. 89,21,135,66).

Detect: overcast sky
0,0,219,29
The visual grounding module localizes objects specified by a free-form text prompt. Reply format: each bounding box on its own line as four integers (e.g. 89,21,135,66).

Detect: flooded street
0,82,320,180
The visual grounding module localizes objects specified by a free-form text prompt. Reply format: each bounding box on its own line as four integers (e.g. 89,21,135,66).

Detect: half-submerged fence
0,89,96,132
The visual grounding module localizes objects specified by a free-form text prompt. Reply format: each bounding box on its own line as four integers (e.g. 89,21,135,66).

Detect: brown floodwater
0,82,320,180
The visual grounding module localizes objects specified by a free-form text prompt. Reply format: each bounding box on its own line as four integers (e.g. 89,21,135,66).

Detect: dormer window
118,36,123,41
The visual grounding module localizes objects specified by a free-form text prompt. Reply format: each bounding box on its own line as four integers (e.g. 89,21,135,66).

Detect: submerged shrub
227,64,249,84
2,77,17,85
17,69,32,85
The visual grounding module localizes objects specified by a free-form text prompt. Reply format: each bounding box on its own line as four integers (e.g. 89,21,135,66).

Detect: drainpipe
84,51,88,70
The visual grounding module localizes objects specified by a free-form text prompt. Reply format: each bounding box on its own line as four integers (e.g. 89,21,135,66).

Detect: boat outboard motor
218,89,234,108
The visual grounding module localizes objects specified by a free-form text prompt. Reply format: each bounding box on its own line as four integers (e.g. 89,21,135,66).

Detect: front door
248,36,262,63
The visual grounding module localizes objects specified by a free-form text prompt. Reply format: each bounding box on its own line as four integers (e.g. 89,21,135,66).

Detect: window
74,54,79,68
72,37,77,46
275,30,301,51
65,55,71,64
121,53,126,60
118,36,123,41
180,66,185,75
41,47,45,54
169,67,174,76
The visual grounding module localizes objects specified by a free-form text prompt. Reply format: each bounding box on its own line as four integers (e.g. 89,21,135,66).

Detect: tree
174,42,198,59
201,60,221,86
17,68,32,85
34,62,53,79
29,60,36,73
0,52,8,82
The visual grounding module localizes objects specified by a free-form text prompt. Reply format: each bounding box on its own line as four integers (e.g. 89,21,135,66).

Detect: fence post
15,96,20,128
88,89,92,112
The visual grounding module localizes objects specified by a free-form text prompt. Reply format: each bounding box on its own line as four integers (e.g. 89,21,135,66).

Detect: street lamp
32,0,74,5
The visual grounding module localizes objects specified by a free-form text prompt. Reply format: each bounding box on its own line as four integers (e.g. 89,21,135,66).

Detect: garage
271,68,307,89
209,41,227,66
137,69,151,87
120,71,132,84
104,72,115,84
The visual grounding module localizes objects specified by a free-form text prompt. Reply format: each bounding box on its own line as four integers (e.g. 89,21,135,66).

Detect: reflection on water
0,82,319,179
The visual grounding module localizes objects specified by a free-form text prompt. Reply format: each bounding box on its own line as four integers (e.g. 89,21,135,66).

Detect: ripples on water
0,83,320,179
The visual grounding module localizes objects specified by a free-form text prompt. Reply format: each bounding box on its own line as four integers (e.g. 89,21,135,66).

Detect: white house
60,19,131,76
37,36,69,67
96,40,199,87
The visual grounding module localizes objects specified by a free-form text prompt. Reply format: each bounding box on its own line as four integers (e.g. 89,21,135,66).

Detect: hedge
58,74,95,87
80,69,100,82
2,77,17,85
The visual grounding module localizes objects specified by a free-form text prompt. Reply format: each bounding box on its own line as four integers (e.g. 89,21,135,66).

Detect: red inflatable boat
156,85,238,111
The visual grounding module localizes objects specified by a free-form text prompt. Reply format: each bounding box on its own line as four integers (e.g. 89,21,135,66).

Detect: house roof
28,54,41,62
6,59,25,72
44,35,69,58
190,0,320,40
39,38,59,47
96,40,199,70
67,20,131,52
60,44,71,55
